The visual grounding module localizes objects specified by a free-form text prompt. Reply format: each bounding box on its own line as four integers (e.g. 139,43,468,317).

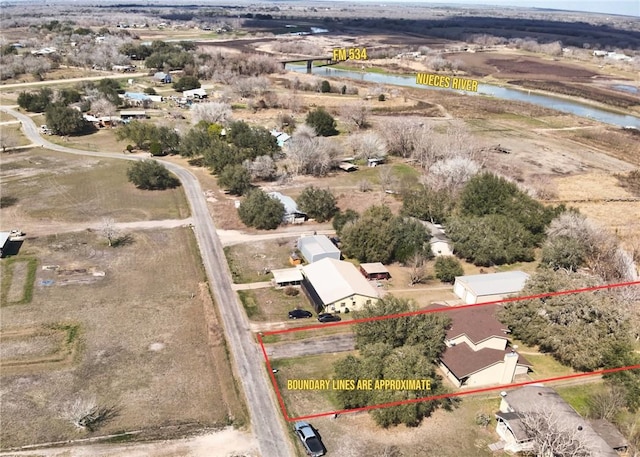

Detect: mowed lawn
0,148,190,225
0,227,246,447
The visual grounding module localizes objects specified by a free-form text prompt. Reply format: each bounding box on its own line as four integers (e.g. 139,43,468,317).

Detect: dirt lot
0,227,246,448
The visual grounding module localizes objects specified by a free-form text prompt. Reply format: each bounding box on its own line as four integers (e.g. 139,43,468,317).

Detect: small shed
272,268,304,288
289,252,302,266
153,72,172,84
298,235,341,264
359,262,391,280
453,271,530,305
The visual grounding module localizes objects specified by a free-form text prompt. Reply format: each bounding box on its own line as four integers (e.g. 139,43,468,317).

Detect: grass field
1,148,190,227
238,287,311,321
0,227,246,448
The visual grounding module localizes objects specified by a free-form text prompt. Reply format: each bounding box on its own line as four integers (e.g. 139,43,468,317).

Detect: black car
294,421,325,457
317,313,342,323
288,309,313,319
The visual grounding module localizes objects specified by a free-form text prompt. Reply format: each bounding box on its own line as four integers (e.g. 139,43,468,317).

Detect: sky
373,1,640,17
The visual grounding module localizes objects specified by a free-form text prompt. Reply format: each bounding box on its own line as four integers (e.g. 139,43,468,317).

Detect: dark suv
318,313,342,323
288,309,313,319
294,421,325,456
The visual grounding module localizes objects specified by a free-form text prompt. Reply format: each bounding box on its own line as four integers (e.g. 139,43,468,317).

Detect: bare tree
348,132,387,160
0,128,19,152
408,254,428,286
340,101,370,130
520,410,593,457
379,118,419,158
60,396,117,432
587,385,628,421
100,217,118,247
90,97,118,125
244,155,278,181
190,102,232,125
426,156,480,194
285,128,338,176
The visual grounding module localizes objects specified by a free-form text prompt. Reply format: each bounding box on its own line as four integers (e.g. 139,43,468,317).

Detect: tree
191,102,232,125
127,160,180,190
285,126,337,176
306,107,338,136
401,186,454,224
320,80,331,93
60,396,117,432
348,132,387,159
100,217,119,247
333,209,359,235
519,410,592,457
340,101,370,130
218,164,252,195
245,155,278,181
427,157,480,194
296,186,337,222
407,254,428,286
434,256,464,283
90,97,118,123
380,118,418,158
341,206,431,264
45,104,91,135
173,75,201,92
17,88,53,112
238,189,285,230
143,87,157,95
333,297,451,428
446,215,535,266
499,269,632,372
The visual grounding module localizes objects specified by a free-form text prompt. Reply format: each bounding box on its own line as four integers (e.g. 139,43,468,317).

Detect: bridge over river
280,55,339,73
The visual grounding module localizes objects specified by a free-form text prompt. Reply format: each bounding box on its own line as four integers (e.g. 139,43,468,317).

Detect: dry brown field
0,149,246,449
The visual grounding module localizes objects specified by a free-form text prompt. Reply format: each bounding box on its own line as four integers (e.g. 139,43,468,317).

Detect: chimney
500,351,519,384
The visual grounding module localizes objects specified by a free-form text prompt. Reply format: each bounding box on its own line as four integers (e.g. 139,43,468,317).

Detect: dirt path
218,226,333,246
0,427,258,457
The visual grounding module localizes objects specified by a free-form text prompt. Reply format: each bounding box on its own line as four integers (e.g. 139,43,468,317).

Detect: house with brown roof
431,304,531,388
495,386,622,456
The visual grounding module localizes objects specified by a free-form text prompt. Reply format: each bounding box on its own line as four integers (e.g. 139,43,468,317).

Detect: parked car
288,309,313,319
294,421,325,457
318,313,341,323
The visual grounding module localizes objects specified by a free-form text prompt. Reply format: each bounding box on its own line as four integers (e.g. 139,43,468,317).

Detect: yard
274,353,508,456
224,239,298,284
0,227,246,448
0,148,190,234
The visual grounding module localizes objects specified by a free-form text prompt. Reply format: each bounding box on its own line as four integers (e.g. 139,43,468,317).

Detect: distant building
301,258,379,313
270,129,291,148
359,262,391,280
183,88,207,99
153,72,172,84
496,386,621,456
453,271,529,305
297,235,340,264
119,110,148,121
267,192,306,224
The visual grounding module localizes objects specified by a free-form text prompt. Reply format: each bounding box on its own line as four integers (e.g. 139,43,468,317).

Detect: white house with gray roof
301,258,379,313
453,271,529,304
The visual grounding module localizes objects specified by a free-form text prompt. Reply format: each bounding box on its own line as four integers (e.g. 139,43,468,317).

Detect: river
287,64,640,128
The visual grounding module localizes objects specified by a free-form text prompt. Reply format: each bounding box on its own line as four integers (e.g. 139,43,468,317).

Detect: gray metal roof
298,235,340,259
455,271,529,297
267,191,303,216
302,258,378,304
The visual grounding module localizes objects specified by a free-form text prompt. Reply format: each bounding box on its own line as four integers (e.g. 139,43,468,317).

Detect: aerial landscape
0,1,639,456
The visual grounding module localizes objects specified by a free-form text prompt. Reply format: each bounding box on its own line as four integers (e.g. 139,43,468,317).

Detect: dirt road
1,106,294,457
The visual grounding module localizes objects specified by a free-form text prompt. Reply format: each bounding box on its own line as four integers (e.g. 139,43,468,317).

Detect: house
301,258,379,313
153,72,172,84
453,271,529,305
496,386,620,456
183,88,207,99
0,232,10,257
433,304,531,388
359,262,390,280
423,222,452,256
297,235,341,264
272,268,304,288
267,192,307,224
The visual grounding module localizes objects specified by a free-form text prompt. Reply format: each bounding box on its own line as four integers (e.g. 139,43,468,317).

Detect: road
0,106,294,457
266,334,356,360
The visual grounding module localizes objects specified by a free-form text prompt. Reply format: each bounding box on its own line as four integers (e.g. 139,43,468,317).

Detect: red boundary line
256,280,640,422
